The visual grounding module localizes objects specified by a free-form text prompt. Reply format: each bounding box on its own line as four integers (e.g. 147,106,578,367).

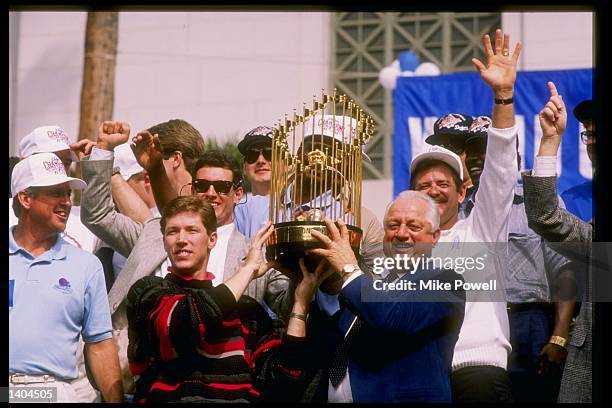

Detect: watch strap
494,97,514,105
548,335,568,350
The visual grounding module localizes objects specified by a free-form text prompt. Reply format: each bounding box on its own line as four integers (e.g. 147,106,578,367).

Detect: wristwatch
340,264,361,279
548,335,568,350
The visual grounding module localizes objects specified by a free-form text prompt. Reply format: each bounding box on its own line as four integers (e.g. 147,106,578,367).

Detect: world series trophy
265,89,375,279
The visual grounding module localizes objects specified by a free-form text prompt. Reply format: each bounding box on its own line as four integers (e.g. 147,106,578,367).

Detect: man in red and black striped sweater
126,196,329,403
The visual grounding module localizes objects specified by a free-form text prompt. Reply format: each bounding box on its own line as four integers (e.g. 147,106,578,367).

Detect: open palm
245,222,274,278
472,29,521,93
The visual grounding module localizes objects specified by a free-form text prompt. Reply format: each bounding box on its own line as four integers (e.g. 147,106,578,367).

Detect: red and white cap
303,115,371,162
18,125,79,162
410,144,463,180
11,152,87,197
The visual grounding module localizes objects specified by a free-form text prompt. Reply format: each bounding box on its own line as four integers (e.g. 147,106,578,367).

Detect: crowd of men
9,28,595,403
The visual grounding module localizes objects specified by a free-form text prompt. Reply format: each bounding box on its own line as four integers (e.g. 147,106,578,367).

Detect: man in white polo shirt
9,153,122,402
409,28,520,402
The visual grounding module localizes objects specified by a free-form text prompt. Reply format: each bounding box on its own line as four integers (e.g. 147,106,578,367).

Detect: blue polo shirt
234,190,343,238
234,194,270,238
9,226,112,380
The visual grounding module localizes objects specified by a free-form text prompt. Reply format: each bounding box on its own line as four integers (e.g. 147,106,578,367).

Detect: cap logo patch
316,117,357,138
437,114,466,130
42,156,66,175
47,128,69,144
469,116,491,133
246,126,273,137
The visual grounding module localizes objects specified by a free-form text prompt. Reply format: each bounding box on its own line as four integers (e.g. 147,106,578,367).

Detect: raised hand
243,222,275,279
97,121,130,151
294,258,336,303
130,130,164,171
309,217,359,273
472,28,522,98
69,138,97,160
539,81,567,139
223,222,275,302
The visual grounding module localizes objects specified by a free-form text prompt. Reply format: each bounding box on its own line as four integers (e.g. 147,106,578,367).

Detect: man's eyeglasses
245,147,272,164
438,143,465,155
191,179,236,195
580,130,596,145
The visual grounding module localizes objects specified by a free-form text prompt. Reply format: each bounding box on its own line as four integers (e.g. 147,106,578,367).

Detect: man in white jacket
409,28,520,402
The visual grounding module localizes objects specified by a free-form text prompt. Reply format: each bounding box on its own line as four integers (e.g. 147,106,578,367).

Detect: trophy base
265,221,362,281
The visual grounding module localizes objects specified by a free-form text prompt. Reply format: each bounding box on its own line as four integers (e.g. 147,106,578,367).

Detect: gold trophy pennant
266,89,375,278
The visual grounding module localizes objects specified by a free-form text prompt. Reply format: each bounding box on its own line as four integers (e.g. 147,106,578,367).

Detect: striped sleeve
253,332,312,402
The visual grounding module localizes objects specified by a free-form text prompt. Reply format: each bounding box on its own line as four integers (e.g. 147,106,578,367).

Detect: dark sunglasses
245,146,272,164
192,179,235,195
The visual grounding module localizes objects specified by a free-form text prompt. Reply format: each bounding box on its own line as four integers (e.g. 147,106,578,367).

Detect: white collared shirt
328,365,354,402
207,223,234,287
325,268,364,402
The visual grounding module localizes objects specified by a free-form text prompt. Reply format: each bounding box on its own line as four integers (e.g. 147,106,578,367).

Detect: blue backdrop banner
392,68,593,197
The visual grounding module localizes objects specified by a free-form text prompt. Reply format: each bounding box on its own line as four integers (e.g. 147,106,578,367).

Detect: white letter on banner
408,116,438,157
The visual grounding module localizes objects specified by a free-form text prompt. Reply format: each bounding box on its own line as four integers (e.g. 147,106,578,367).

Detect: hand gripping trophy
266,89,375,278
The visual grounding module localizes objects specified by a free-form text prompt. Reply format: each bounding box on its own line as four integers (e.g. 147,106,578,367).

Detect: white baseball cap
303,115,371,162
19,125,79,162
11,152,87,197
410,144,464,180
114,143,145,181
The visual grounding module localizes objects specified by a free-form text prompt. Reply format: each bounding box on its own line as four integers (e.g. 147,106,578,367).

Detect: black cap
425,113,473,146
465,115,492,144
237,126,273,155
573,99,593,124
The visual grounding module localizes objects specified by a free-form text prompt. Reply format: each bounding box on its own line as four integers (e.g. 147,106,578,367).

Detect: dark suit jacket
304,267,465,403
522,173,592,402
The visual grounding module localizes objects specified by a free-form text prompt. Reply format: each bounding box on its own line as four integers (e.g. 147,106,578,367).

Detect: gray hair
383,190,440,231
12,187,37,218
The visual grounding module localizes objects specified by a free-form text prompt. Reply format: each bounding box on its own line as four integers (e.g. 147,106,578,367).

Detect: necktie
328,315,362,387
328,271,397,387
384,271,398,283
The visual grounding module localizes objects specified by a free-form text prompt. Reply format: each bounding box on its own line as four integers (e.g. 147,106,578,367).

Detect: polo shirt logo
53,277,73,294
